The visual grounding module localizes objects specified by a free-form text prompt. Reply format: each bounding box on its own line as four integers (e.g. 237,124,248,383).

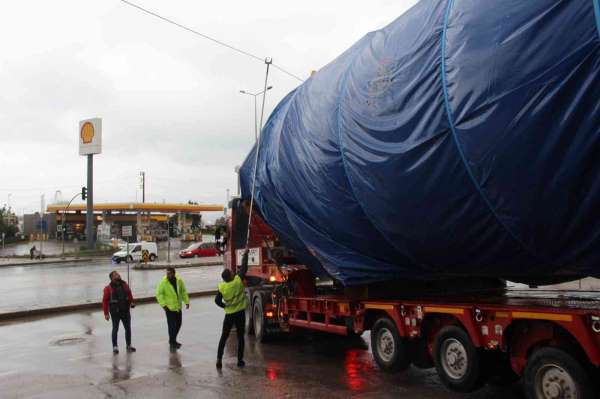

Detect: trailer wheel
253,294,268,342
245,292,254,335
371,317,410,372
524,347,594,399
433,325,484,392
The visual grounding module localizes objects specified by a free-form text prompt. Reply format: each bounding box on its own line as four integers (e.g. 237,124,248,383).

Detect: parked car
179,242,219,258
112,241,158,263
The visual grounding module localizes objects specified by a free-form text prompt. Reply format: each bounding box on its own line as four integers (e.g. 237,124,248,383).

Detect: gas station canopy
47,203,224,213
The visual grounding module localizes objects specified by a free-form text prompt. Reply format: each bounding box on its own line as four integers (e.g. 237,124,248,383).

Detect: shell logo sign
80,122,95,144
79,118,102,155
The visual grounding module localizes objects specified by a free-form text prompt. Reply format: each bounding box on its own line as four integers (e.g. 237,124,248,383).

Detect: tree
0,207,17,239
215,216,227,227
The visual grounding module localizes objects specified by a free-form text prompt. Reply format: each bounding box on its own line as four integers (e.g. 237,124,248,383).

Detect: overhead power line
120,0,305,82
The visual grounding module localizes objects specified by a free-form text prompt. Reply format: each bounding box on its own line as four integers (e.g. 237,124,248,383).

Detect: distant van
112,242,158,263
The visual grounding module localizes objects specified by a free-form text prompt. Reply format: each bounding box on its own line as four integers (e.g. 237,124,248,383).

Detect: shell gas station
47,202,224,242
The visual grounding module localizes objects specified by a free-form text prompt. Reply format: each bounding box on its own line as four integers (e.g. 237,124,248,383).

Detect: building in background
23,213,57,240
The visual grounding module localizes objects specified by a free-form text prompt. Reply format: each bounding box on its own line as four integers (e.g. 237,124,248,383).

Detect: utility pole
39,194,44,257
140,171,146,203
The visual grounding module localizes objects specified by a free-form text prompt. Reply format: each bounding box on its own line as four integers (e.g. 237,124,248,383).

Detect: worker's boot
216,359,223,369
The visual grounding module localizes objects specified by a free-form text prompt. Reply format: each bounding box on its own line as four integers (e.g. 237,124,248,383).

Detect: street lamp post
62,192,83,259
239,86,273,141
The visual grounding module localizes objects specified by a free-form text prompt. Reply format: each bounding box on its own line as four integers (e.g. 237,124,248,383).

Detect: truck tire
149,254,157,261
433,325,484,392
245,291,254,336
523,347,594,399
370,317,410,372
253,294,268,343
115,258,121,264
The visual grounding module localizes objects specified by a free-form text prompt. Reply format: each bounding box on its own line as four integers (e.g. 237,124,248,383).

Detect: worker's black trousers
217,310,245,361
110,310,132,347
165,309,182,345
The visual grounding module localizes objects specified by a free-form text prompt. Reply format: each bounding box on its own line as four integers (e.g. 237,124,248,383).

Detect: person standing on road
102,271,136,354
215,249,248,369
155,266,190,351
30,245,36,260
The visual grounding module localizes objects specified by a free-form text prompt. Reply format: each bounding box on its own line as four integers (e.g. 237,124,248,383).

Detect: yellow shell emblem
80,122,95,144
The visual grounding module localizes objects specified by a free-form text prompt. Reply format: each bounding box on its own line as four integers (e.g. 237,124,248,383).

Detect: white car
112,242,158,263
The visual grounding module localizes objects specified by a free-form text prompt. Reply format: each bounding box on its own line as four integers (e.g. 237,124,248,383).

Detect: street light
239,86,273,141
61,191,84,258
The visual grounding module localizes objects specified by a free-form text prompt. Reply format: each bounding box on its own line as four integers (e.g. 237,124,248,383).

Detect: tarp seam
440,0,546,264
593,0,600,38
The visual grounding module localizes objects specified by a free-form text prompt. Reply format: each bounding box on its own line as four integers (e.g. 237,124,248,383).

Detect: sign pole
79,118,101,250
86,154,94,249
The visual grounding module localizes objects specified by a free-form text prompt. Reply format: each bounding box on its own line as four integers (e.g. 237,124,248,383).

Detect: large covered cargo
240,0,600,286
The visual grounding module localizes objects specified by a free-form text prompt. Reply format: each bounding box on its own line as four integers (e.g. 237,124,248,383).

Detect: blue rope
593,0,600,39
440,0,544,263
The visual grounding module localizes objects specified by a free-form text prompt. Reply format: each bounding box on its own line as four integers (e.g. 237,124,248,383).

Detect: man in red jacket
102,271,136,354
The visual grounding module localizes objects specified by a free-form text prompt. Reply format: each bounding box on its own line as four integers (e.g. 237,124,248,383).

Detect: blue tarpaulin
240,0,600,286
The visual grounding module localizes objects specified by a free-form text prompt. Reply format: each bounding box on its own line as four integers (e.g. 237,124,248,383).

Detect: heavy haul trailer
222,198,600,398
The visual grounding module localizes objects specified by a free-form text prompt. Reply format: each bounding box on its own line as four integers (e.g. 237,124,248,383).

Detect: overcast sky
0,0,417,221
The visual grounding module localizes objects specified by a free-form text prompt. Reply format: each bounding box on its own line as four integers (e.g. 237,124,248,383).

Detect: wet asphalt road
0,297,524,399
0,261,221,314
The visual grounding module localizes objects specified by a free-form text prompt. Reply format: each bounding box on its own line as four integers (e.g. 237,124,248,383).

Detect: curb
0,290,218,322
133,261,223,270
0,257,108,268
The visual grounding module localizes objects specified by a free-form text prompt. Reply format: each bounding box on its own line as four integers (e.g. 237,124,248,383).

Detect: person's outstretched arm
238,249,249,279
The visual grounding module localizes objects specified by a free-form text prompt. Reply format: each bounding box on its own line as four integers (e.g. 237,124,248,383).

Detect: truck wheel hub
441,338,467,379
378,329,395,362
537,365,575,399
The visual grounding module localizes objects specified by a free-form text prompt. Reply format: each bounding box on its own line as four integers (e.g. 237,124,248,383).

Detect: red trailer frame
223,199,600,397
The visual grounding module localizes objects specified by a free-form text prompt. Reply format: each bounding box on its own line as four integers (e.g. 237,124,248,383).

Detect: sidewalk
133,256,223,270
0,256,107,268
0,290,217,321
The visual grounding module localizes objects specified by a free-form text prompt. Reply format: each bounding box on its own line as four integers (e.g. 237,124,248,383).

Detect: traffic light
81,187,87,200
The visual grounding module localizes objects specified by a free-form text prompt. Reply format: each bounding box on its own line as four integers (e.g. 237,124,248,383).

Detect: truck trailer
221,198,600,398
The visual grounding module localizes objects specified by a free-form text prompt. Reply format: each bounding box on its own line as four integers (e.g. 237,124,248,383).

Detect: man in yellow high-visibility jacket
215,249,248,369
156,266,189,351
